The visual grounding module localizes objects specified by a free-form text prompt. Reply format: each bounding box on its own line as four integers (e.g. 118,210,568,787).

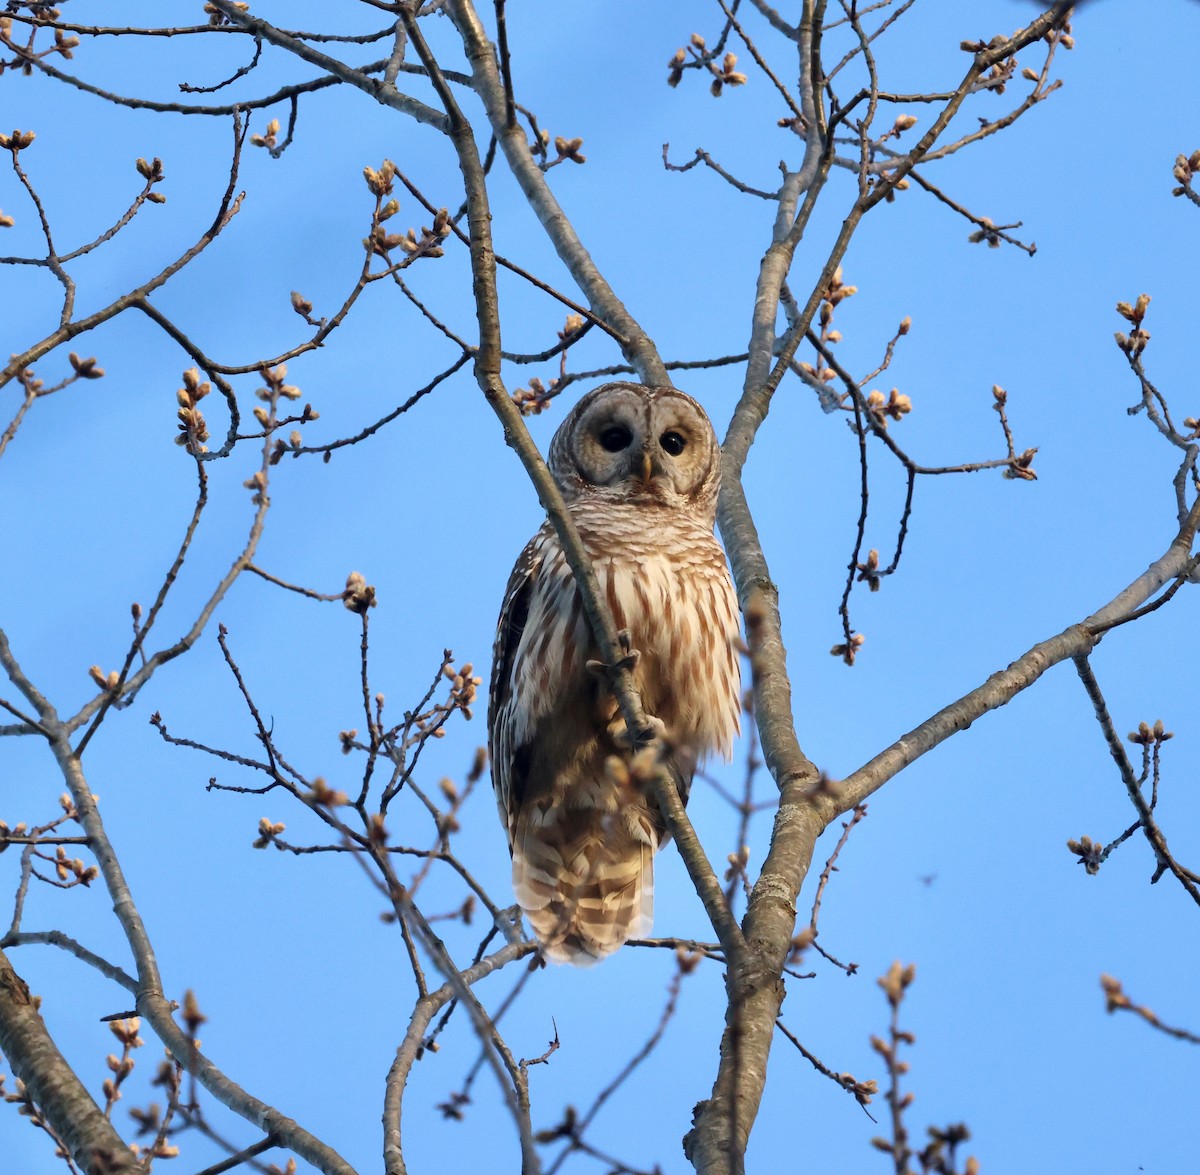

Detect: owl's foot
607,712,667,750
585,635,641,681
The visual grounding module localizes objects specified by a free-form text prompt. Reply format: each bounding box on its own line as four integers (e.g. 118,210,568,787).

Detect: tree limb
0,947,138,1173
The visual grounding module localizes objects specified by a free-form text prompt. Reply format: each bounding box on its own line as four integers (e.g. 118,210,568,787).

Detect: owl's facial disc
549,383,718,511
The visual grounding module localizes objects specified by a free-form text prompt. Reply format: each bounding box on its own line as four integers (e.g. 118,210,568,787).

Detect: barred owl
488,383,741,965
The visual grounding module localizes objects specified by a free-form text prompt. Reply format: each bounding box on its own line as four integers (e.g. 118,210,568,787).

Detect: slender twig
1101,975,1200,1045
1073,656,1200,905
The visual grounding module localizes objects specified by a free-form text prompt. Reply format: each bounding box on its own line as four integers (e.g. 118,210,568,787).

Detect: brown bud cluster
1003,447,1038,482
40,26,80,60
307,777,348,809
1114,293,1152,357
724,843,750,883
1050,20,1076,52
866,388,911,426
0,821,28,854
54,844,98,885
559,314,585,343
877,959,916,1008
174,367,211,454
109,1018,143,1049
16,366,43,397
443,660,482,721
1067,834,1104,875
795,361,836,390
513,375,559,416
967,216,1002,248
855,548,881,592
242,470,267,504
181,989,206,1036
667,46,687,88
1172,150,1200,197
0,129,35,151
250,118,280,151
368,207,450,262
135,156,165,186
363,158,396,196
554,135,586,164
1100,973,1130,1013
710,52,747,97
69,352,105,379
830,631,865,665
958,36,1021,93
533,1106,578,1143
89,665,121,693
342,571,377,614
468,746,488,783
878,169,910,202
252,817,285,849
1128,719,1172,746
824,266,857,307
1116,293,1151,326
256,362,301,403
787,926,815,964
667,34,746,95
103,1021,143,1119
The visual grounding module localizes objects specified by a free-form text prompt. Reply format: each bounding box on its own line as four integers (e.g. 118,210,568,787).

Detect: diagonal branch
205,0,448,130
445,0,663,382
406,0,740,969
831,494,1200,821
0,947,138,1173
688,6,1103,1172
1073,657,1200,905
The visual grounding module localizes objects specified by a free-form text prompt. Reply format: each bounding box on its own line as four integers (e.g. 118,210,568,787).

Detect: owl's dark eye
598,424,633,453
660,430,687,457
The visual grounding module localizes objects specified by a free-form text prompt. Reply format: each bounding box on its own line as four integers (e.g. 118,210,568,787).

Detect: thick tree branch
689,7,1092,1172
830,494,1200,820
0,947,138,1173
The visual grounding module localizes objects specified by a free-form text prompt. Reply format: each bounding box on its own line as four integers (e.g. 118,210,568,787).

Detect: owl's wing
487,532,541,850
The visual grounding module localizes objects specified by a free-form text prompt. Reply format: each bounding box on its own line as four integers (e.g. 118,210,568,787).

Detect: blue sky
2,2,1199,1172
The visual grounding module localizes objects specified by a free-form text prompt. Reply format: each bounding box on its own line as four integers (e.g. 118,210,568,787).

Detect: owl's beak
640,450,654,487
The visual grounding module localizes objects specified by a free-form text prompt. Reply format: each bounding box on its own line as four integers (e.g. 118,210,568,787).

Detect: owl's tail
512,805,657,965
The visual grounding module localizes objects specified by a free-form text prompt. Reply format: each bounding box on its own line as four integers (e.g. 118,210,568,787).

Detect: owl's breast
581,524,742,761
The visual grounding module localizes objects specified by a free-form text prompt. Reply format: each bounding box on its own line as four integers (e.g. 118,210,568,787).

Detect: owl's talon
585,647,641,680
608,712,667,749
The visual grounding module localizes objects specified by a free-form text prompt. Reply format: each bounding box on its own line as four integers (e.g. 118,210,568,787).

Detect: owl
488,383,741,964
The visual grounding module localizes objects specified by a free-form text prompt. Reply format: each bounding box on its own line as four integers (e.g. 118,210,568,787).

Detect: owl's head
547,383,722,514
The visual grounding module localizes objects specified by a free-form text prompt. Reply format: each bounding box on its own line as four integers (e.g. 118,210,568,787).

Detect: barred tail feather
513,808,656,965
